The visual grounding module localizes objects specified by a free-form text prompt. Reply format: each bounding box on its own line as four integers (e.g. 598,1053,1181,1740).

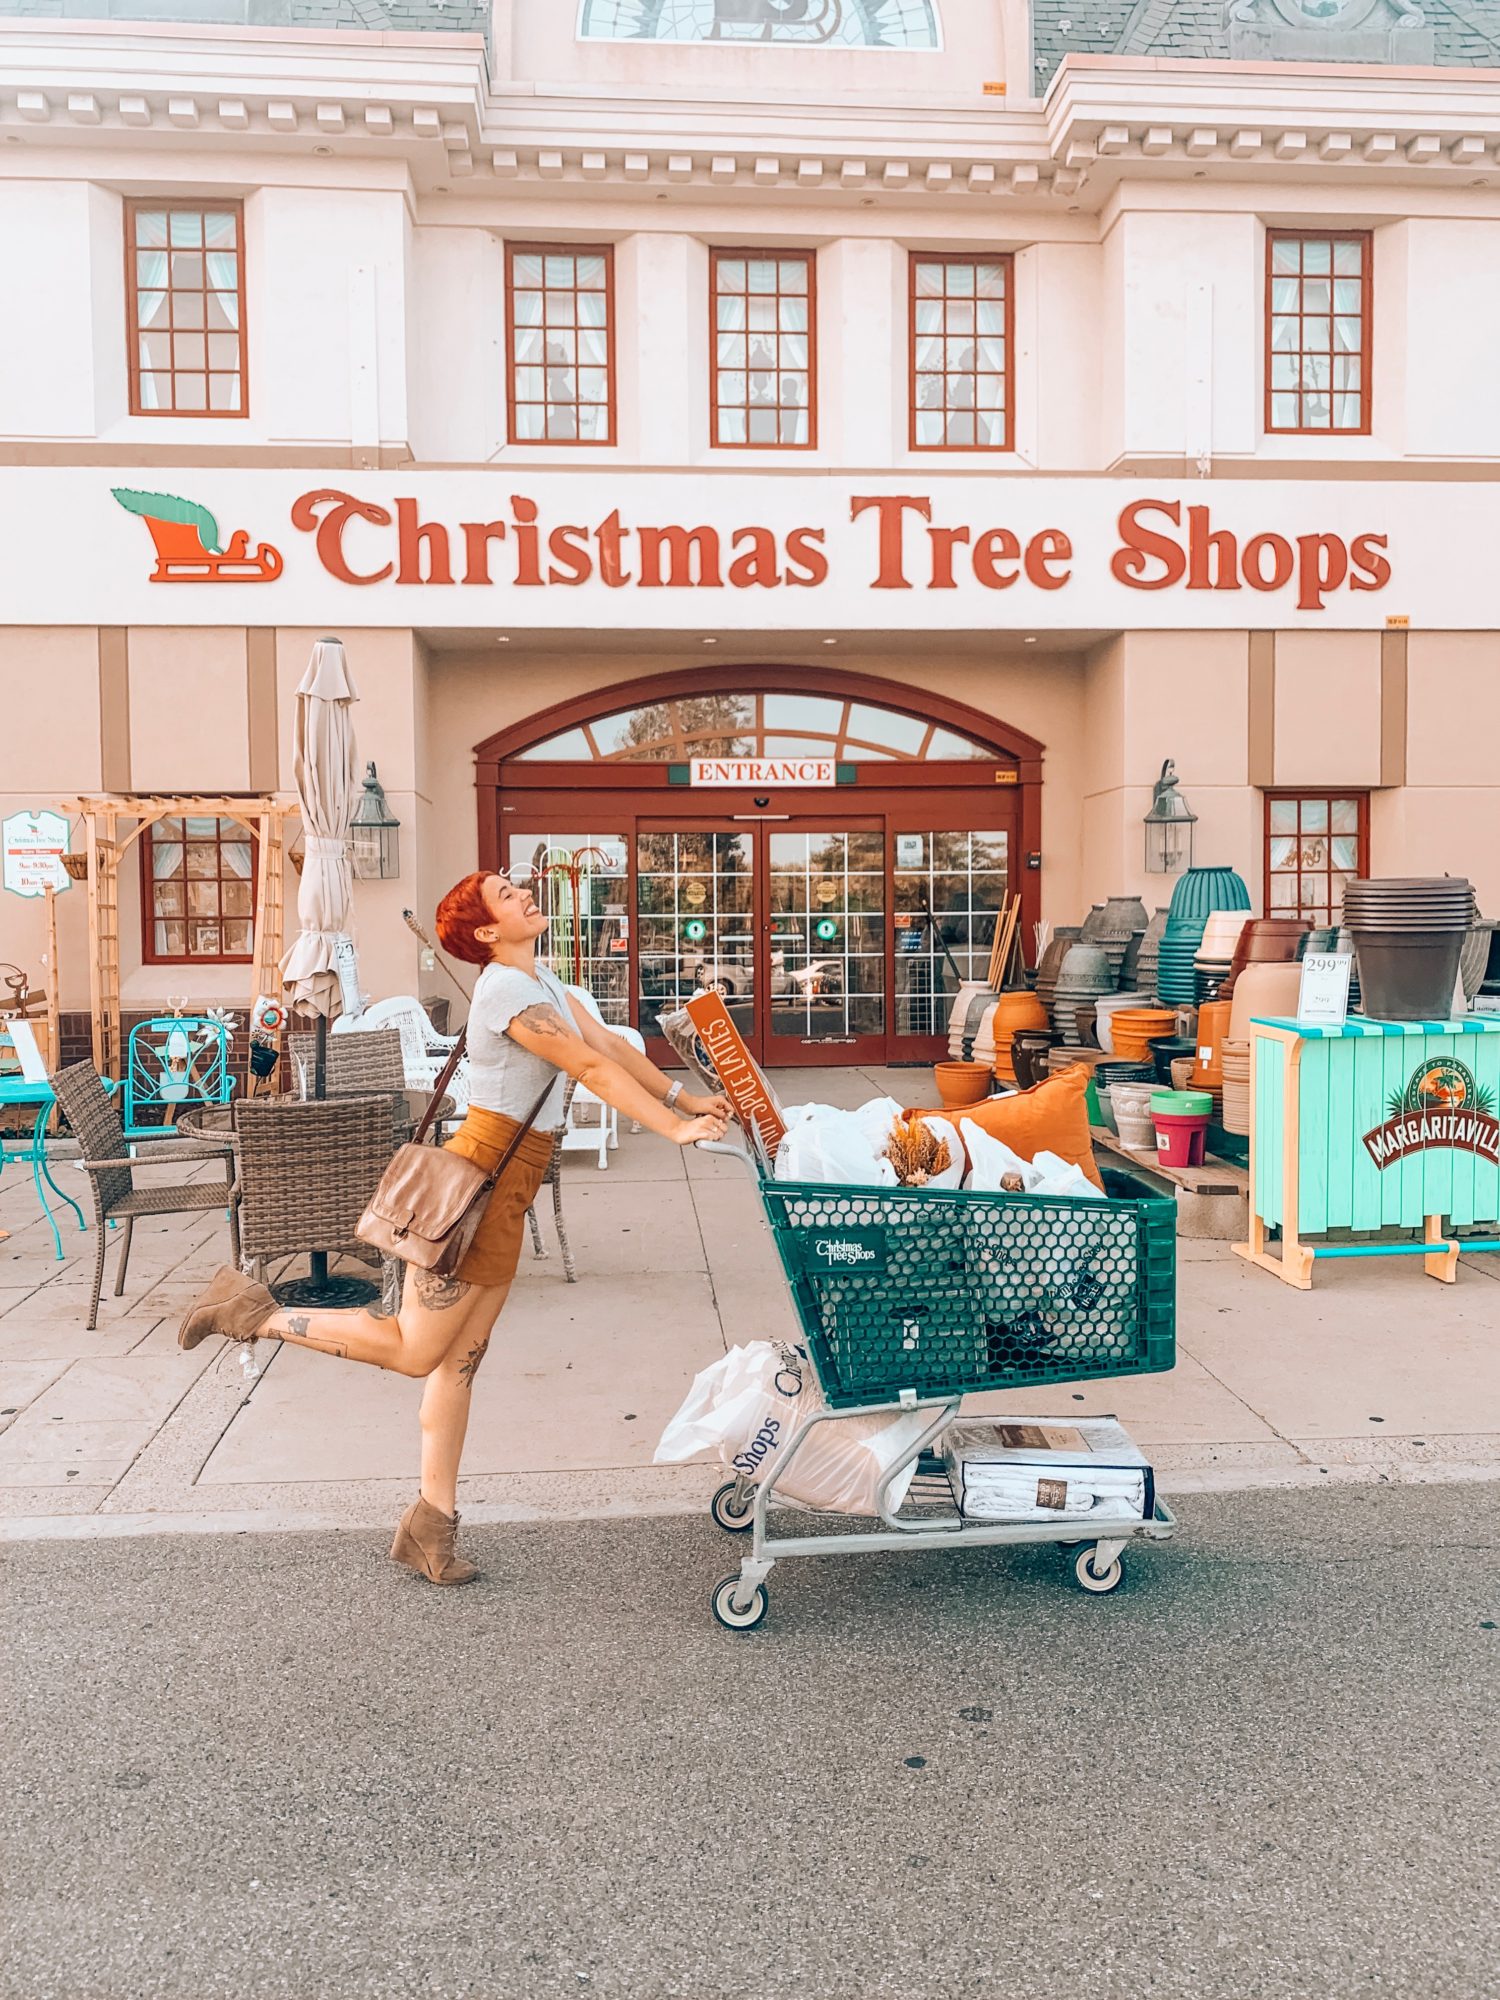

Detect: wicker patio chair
288,1027,406,1099
233,1092,397,1289
50,1061,240,1331
525,1080,577,1283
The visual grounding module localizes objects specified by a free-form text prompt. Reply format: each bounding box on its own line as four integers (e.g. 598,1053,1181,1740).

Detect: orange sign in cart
684,990,787,1163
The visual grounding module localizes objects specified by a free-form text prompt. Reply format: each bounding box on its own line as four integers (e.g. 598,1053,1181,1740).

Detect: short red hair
434,872,495,966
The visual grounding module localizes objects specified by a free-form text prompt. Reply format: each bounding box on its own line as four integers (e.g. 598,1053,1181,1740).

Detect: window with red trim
141,816,257,965
1266,229,1372,436
505,245,616,445
126,200,247,418
910,253,1013,451
710,249,816,448
1264,792,1369,926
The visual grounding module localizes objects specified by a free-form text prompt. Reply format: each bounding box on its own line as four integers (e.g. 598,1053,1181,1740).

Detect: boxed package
942,1416,1154,1525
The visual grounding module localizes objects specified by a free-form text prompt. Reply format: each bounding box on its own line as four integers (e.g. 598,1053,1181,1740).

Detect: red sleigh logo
112,486,282,583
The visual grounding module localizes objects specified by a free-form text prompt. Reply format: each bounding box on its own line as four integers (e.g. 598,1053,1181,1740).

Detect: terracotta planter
932,1061,993,1109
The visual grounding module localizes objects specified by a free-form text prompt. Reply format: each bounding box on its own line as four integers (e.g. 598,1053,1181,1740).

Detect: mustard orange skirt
442,1107,558,1288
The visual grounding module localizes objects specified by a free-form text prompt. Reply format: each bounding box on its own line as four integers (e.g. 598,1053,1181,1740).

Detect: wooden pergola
59,796,298,1077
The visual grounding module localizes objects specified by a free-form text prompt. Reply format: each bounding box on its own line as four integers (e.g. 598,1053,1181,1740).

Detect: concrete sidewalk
3,1065,1498,1540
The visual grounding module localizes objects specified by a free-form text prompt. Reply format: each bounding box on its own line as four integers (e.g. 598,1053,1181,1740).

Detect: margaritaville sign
5,469,1496,629
1362,1059,1500,1170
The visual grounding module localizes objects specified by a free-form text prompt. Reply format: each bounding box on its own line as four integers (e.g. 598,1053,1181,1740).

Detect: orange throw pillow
908,1064,1105,1191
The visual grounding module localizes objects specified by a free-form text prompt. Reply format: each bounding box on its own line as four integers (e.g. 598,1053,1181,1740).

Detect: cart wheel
1073,1546,1124,1595
1058,1539,1088,1550
712,1574,769,1631
710,1481,756,1533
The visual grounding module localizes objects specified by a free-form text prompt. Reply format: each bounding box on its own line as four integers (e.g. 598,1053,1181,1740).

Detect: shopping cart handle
698,1135,760,1180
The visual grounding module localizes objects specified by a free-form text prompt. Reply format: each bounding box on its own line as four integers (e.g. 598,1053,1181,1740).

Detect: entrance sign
2,811,70,897
692,757,835,788
1296,952,1352,1028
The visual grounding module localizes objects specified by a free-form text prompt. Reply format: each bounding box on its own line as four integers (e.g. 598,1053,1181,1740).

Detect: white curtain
135,251,170,410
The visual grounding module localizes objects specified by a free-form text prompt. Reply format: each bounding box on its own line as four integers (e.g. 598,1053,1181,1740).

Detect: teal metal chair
123,1015,237,1142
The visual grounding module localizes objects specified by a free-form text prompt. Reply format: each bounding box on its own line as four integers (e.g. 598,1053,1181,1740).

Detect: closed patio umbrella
280,636,359,1027
276,636,375,1306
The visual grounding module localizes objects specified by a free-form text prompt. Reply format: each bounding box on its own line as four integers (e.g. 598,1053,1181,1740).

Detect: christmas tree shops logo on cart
1361,1058,1500,1169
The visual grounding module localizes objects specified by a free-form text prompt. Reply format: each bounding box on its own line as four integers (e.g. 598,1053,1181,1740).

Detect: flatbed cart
699,1136,1180,1631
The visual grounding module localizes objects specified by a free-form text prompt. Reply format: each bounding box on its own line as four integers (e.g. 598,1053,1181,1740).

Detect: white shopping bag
773,1099,902,1185
655,1341,929,1516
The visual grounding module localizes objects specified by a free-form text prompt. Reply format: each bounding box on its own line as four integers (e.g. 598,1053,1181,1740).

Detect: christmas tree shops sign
1362,1058,1500,1170
2,810,71,897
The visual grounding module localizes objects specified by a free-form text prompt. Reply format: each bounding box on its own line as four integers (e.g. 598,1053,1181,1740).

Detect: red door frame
476,666,1044,1066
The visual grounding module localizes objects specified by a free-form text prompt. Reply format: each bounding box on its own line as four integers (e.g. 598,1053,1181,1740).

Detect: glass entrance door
764,826,887,1065
635,827,757,1047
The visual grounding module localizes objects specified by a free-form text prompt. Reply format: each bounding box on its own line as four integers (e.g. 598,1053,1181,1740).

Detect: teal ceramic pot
1167,867,1251,925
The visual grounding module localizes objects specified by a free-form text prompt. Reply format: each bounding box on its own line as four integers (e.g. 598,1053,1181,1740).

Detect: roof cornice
2,26,1497,202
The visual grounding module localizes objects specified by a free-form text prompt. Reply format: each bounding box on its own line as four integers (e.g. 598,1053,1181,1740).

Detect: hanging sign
690,758,835,788
1296,952,1353,1029
2,810,70,898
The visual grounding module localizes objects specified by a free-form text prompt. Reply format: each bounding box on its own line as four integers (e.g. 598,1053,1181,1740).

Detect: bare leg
260,1268,509,1379
417,1289,510,1515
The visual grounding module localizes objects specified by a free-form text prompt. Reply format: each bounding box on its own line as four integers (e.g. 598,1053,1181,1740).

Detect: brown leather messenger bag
356,1032,555,1275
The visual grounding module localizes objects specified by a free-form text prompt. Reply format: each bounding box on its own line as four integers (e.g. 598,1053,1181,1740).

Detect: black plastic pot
1147,1035,1197,1085
1350,929,1466,1023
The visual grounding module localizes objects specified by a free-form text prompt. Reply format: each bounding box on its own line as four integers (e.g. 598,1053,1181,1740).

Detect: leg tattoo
414,1269,471,1312
281,1313,349,1360
457,1336,491,1388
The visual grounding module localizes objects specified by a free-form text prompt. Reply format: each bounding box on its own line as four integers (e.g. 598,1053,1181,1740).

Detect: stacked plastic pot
1156,868,1252,1006
1342,878,1475,1022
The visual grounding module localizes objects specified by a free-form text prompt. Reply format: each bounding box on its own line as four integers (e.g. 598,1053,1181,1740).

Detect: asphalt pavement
4,1484,1498,2000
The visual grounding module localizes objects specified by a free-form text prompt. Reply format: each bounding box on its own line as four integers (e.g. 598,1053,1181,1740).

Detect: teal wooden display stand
1235,1016,1500,1289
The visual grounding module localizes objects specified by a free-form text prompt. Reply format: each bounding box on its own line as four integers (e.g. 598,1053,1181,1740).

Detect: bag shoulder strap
413,1028,468,1147
478,1077,557,1191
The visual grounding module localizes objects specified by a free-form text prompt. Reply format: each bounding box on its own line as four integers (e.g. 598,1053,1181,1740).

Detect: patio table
0,1074,87,1259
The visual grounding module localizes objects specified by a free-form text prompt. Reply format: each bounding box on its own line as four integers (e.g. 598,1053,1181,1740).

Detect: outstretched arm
563,994,732,1121
505,1004,726,1146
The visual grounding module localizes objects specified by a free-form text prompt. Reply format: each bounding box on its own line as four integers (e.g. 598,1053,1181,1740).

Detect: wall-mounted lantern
1143,759,1197,875
349,762,401,881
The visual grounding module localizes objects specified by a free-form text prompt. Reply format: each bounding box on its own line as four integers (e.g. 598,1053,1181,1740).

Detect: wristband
665,1081,684,1110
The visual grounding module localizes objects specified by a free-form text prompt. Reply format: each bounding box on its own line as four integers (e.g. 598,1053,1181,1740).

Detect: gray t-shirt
466,961,574,1129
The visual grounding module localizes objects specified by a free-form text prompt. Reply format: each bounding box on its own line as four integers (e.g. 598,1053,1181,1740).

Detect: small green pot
1150,1089,1214,1116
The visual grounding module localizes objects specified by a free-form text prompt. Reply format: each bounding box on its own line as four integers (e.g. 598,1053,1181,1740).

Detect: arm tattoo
414,1268,471,1311
510,1003,570,1040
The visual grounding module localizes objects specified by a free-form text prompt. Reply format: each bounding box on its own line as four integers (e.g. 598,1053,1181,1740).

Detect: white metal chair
558,986,645,1165
333,996,469,1121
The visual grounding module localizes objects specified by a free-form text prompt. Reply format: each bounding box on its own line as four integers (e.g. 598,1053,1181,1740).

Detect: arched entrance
475,666,1043,1066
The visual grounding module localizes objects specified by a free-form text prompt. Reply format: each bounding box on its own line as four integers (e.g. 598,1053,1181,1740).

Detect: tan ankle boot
390,1496,479,1586
178,1267,279,1352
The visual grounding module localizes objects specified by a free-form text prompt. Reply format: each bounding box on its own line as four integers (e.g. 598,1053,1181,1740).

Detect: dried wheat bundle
885,1110,953,1188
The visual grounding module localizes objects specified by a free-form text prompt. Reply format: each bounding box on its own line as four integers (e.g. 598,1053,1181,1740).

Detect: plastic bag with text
773,1098,902,1186
654,1341,929,1515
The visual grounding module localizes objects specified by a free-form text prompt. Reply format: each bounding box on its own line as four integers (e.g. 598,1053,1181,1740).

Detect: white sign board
2,810,70,898
333,933,365,1020
690,757,836,788
6,470,1493,630
1297,952,1353,1028
895,834,926,869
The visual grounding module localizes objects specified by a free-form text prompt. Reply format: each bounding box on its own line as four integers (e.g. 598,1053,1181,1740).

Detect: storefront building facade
3,0,1499,1067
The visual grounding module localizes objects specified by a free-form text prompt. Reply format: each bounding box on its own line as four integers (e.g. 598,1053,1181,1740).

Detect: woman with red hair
178,869,730,1586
